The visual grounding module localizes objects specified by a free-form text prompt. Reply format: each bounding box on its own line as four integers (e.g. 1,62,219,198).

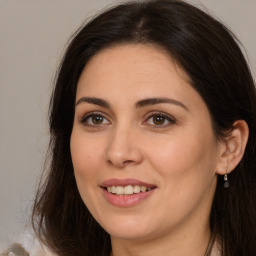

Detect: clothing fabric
210,241,221,256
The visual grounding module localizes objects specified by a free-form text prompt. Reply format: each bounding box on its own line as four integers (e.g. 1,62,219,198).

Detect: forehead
76,43,191,98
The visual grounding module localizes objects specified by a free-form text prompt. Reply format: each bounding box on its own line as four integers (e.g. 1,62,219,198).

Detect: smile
101,179,157,207
106,185,153,195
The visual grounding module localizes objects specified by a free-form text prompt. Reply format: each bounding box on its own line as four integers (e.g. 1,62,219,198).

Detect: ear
216,120,249,175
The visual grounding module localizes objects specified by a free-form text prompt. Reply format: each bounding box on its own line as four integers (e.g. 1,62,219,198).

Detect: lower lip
102,188,155,207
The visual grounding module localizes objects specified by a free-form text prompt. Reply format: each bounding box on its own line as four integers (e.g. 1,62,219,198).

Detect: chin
108,227,154,241
99,215,158,240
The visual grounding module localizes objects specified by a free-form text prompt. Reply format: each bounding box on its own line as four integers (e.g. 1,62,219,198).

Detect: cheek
144,126,217,185
143,129,218,224
70,131,107,219
70,131,104,188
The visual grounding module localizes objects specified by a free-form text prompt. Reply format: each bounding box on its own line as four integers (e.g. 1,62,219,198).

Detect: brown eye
91,115,104,124
145,113,175,127
81,113,110,126
152,116,166,125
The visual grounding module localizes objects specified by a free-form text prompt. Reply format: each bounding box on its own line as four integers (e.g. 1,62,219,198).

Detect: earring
224,170,229,188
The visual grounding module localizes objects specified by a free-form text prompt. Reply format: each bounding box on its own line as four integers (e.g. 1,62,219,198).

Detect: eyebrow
75,96,189,111
136,97,189,111
76,97,110,108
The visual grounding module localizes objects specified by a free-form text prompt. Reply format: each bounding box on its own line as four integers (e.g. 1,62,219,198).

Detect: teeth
134,185,140,193
141,186,146,192
111,186,116,193
116,186,124,194
106,185,153,195
124,185,133,195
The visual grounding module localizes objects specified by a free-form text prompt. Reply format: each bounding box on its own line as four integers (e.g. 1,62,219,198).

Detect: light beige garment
210,241,221,256
0,242,56,256
0,243,29,256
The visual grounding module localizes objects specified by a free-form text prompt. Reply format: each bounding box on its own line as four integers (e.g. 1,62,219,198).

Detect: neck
110,223,212,256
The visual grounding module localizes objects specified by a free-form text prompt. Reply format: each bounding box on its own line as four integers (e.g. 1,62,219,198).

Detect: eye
81,113,110,126
145,113,175,127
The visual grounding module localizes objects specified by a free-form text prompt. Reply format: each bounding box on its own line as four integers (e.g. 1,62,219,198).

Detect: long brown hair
32,1,256,255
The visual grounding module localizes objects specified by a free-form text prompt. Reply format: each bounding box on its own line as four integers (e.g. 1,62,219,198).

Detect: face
70,44,221,242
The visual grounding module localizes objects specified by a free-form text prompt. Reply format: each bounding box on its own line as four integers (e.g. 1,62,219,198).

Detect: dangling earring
224,169,229,188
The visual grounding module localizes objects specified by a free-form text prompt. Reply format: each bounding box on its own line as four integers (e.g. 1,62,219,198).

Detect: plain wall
0,0,255,246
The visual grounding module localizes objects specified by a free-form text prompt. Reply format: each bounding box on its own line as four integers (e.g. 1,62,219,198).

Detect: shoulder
0,243,29,256
0,231,57,256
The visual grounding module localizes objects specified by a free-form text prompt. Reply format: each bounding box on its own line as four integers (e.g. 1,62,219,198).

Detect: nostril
123,160,134,165
107,159,135,168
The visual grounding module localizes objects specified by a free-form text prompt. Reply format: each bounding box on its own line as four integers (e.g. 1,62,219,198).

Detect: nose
105,126,143,168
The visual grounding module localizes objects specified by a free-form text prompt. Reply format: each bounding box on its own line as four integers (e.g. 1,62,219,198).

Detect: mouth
104,185,155,196
100,179,157,207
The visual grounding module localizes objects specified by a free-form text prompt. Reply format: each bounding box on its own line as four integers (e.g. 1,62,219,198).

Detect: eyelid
80,111,111,125
143,111,176,127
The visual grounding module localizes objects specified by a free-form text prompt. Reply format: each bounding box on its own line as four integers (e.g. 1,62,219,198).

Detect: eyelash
144,112,176,127
80,111,176,128
80,112,110,127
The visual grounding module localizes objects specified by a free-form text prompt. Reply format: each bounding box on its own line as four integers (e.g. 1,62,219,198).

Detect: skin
70,44,234,256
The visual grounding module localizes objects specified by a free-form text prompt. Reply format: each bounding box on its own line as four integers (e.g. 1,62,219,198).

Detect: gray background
0,0,255,245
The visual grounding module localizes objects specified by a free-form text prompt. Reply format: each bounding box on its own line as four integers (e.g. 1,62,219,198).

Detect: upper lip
100,178,157,188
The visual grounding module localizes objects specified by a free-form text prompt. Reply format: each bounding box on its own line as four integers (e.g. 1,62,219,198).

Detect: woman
32,0,256,255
